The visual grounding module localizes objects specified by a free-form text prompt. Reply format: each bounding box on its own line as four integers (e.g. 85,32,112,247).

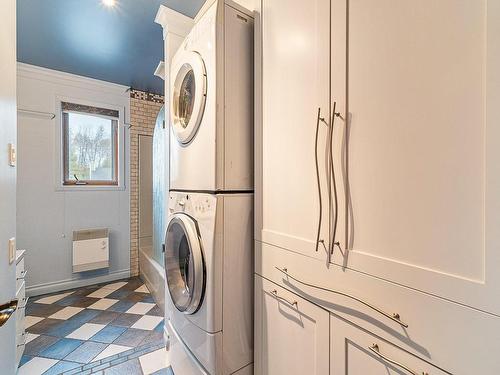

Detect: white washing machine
169,0,254,192
164,191,253,375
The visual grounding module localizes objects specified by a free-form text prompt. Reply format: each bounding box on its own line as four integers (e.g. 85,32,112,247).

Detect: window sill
55,184,126,192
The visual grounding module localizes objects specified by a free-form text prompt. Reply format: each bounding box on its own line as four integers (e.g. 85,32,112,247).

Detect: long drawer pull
270,289,298,307
275,267,408,327
369,344,428,375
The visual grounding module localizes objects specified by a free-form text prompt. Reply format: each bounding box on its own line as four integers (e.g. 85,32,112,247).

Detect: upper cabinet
258,0,500,316
258,0,332,261
331,0,500,315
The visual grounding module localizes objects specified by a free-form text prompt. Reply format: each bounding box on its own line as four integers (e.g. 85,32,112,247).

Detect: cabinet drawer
15,281,26,367
256,241,500,374
16,258,25,293
255,275,330,375
16,281,26,333
331,315,447,375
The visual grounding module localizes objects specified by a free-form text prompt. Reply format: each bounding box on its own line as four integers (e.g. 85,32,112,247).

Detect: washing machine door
171,52,207,145
165,213,205,314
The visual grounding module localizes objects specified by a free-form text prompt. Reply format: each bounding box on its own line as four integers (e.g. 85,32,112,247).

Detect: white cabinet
256,0,500,373
254,275,329,375
330,0,500,316
15,251,26,367
258,0,331,260
330,315,446,375
258,0,500,316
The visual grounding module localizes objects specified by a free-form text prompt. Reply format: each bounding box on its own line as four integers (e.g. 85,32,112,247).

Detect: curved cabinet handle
328,101,340,259
314,108,324,253
369,344,429,375
276,267,408,327
0,299,18,327
314,108,329,254
270,289,298,307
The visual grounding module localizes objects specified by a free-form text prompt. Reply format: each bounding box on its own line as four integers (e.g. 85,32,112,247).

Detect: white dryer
169,0,254,192
164,191,253,375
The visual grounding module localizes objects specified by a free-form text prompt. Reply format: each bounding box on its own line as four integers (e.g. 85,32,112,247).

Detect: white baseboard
26,269,131,297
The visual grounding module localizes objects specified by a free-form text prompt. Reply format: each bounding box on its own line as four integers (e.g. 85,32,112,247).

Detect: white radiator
72,228,109,272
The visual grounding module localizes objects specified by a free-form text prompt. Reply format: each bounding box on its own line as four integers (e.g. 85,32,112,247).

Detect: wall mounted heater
72,228,109,272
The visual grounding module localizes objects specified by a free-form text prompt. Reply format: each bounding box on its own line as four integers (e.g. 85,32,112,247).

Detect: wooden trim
62,110,119,186
63,181,119,186
63,112,69,183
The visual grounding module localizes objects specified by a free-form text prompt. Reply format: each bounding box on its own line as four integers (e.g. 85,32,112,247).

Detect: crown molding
155,5,194,39
17,63,130,96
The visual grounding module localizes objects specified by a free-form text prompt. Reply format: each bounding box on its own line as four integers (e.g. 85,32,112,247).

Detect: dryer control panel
168,191,216,218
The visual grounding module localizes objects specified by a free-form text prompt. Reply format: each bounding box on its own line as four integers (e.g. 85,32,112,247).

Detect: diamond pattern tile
19,278,167,375
39,338,83,359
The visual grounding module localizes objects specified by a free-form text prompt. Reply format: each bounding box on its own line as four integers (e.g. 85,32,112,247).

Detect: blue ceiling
17,0,205,95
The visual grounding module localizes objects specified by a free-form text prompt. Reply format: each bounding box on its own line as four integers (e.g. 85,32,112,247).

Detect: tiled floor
19,277,172,375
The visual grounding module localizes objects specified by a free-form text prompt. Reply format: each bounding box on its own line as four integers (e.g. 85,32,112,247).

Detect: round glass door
165,214,205,314
171,52,207,144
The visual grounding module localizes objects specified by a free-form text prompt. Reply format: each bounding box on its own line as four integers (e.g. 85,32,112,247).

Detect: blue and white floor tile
19,277,172,374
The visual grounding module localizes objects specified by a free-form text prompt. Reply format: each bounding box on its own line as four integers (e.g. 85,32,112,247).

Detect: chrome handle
0,299,18,327
328,101,340,259
369,344,428,375
270,289,298,307
17,270,27,280
314,108,325,253
276,267,408,328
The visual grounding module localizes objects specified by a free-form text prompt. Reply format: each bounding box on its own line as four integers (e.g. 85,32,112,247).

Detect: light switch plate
8,238,15,264
8,143,16,167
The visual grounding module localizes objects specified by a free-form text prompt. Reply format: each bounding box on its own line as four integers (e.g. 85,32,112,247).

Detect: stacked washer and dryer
164,1,254,375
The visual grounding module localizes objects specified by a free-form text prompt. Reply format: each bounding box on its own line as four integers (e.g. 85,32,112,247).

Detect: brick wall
129,89,164,276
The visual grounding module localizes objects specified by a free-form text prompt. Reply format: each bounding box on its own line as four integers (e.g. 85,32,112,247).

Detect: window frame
58,100,124,189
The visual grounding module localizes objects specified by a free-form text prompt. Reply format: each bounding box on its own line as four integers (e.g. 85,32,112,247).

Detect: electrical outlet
8,143,16,167
8,237,15,264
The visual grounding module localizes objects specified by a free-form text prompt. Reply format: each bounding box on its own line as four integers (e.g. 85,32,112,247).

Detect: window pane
66,112,116,182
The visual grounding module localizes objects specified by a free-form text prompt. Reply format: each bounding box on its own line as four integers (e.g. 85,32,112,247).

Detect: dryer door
171,52,207,145
165,213,206,314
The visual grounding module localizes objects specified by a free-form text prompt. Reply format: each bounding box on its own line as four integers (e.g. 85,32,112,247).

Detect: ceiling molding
17,62,130,96
154,61,165,81
194,0,217,23
155,5,194,38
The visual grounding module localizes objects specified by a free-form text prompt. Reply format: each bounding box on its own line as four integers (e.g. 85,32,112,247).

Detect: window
62,102,119,186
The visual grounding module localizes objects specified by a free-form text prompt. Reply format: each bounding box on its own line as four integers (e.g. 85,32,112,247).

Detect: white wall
17,63,131,296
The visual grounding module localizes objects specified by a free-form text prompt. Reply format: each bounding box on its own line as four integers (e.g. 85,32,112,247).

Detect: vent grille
73,228,109,241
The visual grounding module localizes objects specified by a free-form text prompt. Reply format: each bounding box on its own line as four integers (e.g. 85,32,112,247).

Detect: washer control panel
169,192,216,217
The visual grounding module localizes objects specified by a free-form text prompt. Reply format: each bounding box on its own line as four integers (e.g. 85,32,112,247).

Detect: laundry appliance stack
164,1,254,375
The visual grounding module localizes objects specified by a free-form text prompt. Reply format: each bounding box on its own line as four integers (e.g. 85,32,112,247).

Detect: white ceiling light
102,0,116,7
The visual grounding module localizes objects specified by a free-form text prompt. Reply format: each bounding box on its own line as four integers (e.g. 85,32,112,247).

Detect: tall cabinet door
331,0,500,314
255,275,330,375
258,0,331,261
